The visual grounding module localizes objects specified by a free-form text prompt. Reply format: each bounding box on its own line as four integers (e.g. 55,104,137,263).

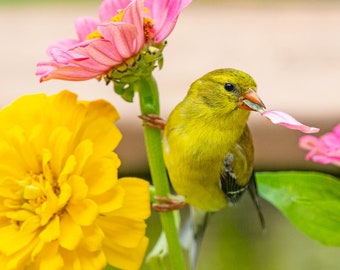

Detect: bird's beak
238,89,266,112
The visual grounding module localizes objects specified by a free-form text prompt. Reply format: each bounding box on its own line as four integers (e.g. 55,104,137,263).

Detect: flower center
86,8,155,43
9,150,69,229
23,173,48,208
22,170,61,218
110,9,125,23
86,10,126,40
143,17,155,43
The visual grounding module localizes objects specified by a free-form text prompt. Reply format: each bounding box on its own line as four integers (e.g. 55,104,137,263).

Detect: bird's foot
138,114,166,130
152,195,186,212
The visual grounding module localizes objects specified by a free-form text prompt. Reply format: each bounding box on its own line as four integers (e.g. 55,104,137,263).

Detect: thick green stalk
135,75,186,270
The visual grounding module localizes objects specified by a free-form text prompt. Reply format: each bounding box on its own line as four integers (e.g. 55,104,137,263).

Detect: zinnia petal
89,177,125,214
37,63,104,82
145,0,192,43
261,110,320,134
83,155,120,197
59,213,83,250
49,48,88,64
99,216,147,248
97,23,140,58
39,216,60,242
33,242,64,270
46,39,80,55
333,124,340,136
113,177,151,220
104,236,149,270
67,199,98,226
312,155,340,166
99,0,132,22
122,0,145,50
81,225,105,252
0,226,36,255
77,249,107,270
299,135,323,151
74,17,99,41
3,237,41,270
74,40,124,66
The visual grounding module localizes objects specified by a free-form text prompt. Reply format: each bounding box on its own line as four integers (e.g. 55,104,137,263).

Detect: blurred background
1,0,340,269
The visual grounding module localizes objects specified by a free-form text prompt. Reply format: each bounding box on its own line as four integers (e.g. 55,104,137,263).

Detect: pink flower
36,0,191,82
261,110,320,134
299,124,340,166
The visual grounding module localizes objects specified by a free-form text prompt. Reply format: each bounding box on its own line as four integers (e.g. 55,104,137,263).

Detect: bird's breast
162,122,241,211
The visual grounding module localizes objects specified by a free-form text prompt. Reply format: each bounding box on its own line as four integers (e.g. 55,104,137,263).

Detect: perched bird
141,68,266,268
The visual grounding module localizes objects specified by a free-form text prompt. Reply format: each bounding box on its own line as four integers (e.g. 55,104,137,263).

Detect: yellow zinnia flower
0,90,150,270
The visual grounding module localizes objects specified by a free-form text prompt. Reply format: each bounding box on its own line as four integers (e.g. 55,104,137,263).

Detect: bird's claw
152,195,186,212
138,114,166,130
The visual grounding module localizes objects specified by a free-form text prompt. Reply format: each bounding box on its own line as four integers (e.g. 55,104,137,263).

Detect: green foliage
103,264,118,270
257,171,340,246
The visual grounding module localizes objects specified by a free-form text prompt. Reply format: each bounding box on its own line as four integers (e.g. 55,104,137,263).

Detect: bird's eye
224,82,235,92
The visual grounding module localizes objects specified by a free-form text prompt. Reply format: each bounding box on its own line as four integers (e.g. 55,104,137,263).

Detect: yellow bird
141,68,266,267
144,68,265,210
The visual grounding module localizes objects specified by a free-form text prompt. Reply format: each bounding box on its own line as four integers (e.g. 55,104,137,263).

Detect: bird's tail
248,171,266,229
180,206,209,270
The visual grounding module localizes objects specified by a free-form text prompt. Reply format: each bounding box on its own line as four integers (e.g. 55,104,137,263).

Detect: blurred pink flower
299,124,340,166
261,110,320,134
36,0,191,82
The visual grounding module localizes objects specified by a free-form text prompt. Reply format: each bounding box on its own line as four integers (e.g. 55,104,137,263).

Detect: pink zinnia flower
36,0,191,82
299,124,340,166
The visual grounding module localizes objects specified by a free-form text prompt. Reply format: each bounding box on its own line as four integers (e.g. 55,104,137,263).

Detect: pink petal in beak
261,110,320,134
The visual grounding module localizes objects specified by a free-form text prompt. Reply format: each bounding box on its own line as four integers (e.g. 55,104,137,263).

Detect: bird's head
190,68,266,114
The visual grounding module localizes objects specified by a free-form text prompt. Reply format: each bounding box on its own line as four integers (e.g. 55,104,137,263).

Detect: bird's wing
220,152,266,228
219,125,254,204
220,152,248,204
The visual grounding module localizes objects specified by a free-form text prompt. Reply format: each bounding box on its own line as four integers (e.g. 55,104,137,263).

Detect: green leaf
144,231,172,270
103,264,118,270
143,211,184,270
256,171,340,246
113,82,135,102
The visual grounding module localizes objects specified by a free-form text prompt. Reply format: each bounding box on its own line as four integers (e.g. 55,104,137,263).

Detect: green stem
135,75,186,270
